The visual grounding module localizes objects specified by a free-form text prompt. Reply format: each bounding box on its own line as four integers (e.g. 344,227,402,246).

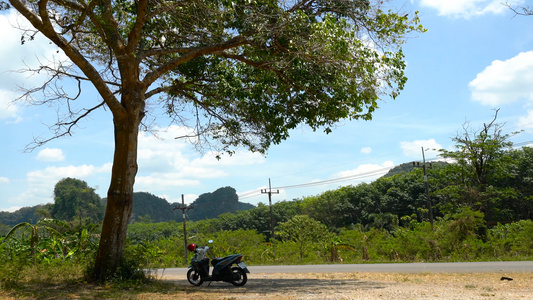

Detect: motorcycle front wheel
187,269,204,286
229,267,247,286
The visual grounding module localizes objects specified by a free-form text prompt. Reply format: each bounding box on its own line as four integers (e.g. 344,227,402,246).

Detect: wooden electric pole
261,179,279,250
173,194,194,265
413,147,434,228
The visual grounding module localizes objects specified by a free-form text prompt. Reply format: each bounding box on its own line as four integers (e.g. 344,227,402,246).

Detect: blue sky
2,0,533,212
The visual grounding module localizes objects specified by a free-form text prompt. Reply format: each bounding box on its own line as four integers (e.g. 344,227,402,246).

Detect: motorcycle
186,240,250,286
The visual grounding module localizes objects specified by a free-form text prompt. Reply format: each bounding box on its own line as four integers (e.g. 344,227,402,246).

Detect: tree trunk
91,88,144,281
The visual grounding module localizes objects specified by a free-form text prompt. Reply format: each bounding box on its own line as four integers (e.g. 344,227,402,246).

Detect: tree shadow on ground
171,277,387,297
0,277,387,299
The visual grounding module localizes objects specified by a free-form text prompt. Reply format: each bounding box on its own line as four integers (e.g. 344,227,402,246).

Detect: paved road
157,261,533,278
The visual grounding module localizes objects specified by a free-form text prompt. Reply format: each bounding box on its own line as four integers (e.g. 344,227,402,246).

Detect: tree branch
24,100,106,152
142,35,250,87
504,1,533,16
9,0,122,113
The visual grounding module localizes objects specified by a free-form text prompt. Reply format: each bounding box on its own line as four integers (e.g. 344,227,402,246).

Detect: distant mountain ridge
185,186,254,221
0,186,254,227
383,161,448,178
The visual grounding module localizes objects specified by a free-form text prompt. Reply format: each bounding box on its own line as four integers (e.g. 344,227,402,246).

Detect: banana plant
2,218,69,264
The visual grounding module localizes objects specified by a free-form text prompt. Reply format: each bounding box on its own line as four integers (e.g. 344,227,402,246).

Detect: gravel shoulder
158,272,533,299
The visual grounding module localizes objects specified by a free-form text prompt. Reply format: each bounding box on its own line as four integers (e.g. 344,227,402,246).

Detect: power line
238,165,395,200
272,166,393,190
237,140,533,201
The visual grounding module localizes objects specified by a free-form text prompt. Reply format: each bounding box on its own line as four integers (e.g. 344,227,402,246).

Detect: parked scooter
186,240,250,286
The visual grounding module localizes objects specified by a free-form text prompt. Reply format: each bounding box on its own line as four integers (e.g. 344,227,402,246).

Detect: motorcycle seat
211,257,224,265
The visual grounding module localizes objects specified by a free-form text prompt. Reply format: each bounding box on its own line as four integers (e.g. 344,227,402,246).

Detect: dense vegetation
2,145,533,274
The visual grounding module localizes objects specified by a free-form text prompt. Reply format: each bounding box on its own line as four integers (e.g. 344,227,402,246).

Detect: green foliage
488,220,533,258
2,216,533,284
277,215,331,260
434,208,488,260
188,200,302,236
0,219,100,274
52,178,104,222
390,222,439,261
2,219,69,264
210,229,267,263
436,111,521,224
127,221,181,244
144,1,424,153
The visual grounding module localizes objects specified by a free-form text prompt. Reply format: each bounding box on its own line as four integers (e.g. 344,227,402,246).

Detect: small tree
277,215,330,260
438,110,517,221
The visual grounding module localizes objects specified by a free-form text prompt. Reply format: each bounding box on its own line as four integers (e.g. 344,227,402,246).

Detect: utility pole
173,194,194,265
261,179,279,251
413,147,434,228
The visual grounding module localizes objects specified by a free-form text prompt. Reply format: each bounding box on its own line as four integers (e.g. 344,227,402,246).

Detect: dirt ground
156,272,533,300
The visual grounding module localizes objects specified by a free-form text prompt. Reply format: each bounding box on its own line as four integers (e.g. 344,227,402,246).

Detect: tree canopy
3,0,424,153
52,178,104,222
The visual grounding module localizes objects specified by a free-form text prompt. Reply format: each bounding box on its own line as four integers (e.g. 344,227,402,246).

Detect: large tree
2,0,423,280
52,177,104,222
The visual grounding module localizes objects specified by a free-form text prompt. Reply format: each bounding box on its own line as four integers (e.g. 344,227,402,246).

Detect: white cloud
0,90,21,122
26,164,111,189
0,11,66,87
335,161,395,180
469,52,533,106
518,110,533,131
0,177,9,184
417,0,515,18
6,163,111,209
360,147,372,154
400,139,442,158
158,193,198,205
0,206,23,213
36,148,65,162
135,173,201,192
135,125,266,193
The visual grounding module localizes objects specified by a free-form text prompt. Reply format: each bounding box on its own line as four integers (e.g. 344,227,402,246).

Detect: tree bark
91,88,144,281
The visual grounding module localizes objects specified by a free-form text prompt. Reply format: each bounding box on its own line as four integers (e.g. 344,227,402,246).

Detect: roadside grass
0,263,182,299
0,279,183,300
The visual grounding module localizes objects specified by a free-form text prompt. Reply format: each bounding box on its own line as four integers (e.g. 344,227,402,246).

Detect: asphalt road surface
156,261,533,278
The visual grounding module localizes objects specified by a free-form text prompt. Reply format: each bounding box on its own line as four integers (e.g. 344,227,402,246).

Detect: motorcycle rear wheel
229,267,247,286
187,269,204,286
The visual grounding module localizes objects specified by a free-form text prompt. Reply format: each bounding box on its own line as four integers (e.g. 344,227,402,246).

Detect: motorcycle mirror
208,240,213,244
